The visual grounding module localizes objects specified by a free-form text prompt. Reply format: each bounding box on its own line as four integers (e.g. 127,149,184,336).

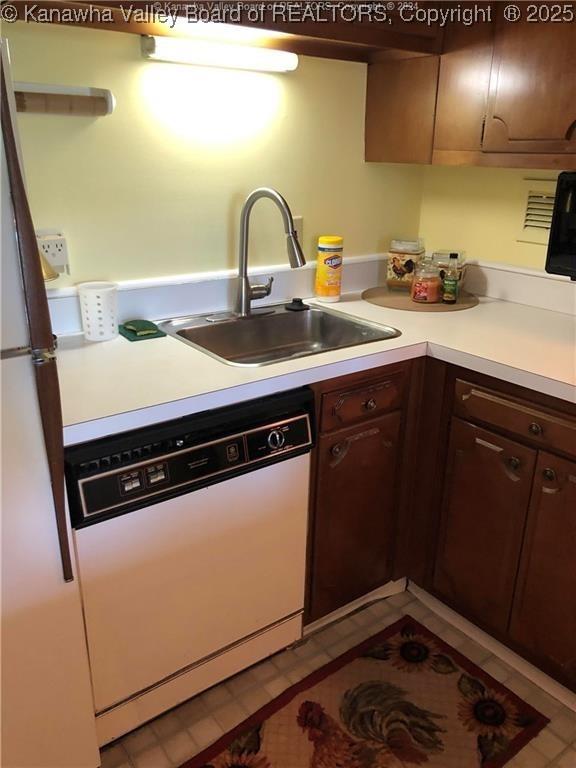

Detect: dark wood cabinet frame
408,362,576,691
305,359,418,623
305,357,576,692
366,16,576,169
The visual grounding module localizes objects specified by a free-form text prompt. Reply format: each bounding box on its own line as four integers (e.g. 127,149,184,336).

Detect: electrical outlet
36,229,69,274
293,215,303,244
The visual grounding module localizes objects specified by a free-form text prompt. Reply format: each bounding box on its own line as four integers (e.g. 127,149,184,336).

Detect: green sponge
119,319,166,342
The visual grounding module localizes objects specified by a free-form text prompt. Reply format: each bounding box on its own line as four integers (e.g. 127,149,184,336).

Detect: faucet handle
250,276,274,300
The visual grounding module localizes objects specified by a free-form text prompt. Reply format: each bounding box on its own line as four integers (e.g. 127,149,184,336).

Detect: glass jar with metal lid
410,259,442,303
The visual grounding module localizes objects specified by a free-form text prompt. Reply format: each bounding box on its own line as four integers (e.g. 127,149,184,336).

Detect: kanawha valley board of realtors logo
324,255,343,269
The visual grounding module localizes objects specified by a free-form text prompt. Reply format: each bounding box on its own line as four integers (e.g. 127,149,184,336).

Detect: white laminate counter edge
427,343,576,404
62,343,576,447
60,294,576,446
62,342,427,445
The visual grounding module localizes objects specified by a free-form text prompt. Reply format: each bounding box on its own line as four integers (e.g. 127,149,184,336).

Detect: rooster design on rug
297,681,446,767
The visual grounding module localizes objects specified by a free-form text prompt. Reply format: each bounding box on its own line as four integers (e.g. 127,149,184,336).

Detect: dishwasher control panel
65,403,313,528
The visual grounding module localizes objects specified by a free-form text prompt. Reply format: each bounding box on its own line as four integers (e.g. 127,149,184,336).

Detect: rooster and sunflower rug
181,616,549,768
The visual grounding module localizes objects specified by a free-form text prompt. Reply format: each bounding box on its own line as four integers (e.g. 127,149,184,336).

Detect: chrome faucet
236,188,306,318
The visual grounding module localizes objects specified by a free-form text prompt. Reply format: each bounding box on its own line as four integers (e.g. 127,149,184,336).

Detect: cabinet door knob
508,456,521,471
543,468,556,482
331,443,343,457
529,422,543,436
364,398,377,411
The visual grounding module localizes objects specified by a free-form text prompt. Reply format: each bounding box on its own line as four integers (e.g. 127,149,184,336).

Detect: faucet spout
236,188,305,318
287,232,306,269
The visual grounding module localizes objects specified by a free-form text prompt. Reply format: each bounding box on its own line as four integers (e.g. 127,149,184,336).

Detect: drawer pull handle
332,396,346,419
475,437,503,453
508,456,521,471
542,467,560,494
331,381,393,420
529,422,543,437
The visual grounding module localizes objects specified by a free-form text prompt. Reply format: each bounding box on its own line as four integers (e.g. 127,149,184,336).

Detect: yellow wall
5,23,560,283
418,166,557,270
5,23,423,285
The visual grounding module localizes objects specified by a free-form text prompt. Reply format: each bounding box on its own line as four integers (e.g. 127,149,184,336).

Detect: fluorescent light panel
141,35,298,73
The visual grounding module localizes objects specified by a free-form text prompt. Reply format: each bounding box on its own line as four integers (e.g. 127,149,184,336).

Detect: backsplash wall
418,166,557,270
5,23,423,286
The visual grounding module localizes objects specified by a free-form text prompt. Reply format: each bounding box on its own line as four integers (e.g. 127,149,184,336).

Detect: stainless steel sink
158,304,400,367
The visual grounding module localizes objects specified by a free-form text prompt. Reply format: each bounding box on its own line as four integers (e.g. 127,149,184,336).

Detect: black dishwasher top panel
65,387,314,528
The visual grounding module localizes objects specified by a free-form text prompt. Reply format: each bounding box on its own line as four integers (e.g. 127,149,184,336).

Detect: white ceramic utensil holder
78,282,118,341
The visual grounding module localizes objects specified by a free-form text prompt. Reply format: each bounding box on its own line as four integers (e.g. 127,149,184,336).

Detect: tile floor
101,590,576,768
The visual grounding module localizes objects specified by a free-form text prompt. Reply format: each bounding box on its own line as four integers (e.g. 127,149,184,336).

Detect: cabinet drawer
454,380,576,458
321,373,405,432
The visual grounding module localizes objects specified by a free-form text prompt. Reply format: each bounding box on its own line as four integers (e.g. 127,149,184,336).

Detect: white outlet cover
36,229,69,274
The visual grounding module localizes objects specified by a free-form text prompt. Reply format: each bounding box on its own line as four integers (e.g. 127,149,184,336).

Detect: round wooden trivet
361,287,479,312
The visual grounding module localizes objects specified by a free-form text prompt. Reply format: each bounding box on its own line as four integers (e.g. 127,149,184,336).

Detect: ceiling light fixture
141,35,299,74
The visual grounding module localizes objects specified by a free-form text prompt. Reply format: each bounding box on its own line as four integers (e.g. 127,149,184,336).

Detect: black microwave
546,171,576,280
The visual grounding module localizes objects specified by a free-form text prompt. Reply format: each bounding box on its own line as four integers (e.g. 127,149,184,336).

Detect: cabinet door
308,411,401,622
434,23,494,153
365,56,439,164
483,19,576,154
510,453,576,687
433,418,537,634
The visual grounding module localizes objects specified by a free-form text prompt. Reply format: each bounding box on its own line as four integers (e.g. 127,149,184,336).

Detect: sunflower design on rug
298,681,446,767
364,620,459,676
189,616,549,768
456,673,538,765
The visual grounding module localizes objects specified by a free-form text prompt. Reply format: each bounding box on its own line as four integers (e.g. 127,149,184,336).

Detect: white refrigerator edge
0,37,100,768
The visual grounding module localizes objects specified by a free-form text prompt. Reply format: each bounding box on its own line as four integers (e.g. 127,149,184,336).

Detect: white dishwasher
65,389,313,740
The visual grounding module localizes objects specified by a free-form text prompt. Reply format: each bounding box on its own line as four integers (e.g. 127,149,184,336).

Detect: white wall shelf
14,82,115,117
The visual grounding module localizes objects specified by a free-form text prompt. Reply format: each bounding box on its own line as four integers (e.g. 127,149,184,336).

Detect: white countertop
58,295,576,445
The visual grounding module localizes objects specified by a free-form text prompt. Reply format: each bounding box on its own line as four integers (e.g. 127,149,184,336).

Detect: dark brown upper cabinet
482,19,576,156
433,23,495,156
365,54,440,164
367,18,576,169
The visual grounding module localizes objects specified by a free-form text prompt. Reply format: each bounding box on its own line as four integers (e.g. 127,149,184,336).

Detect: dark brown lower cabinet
308,410,401,622
433,418,537,635
510,453,576,687
305,361,576,689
